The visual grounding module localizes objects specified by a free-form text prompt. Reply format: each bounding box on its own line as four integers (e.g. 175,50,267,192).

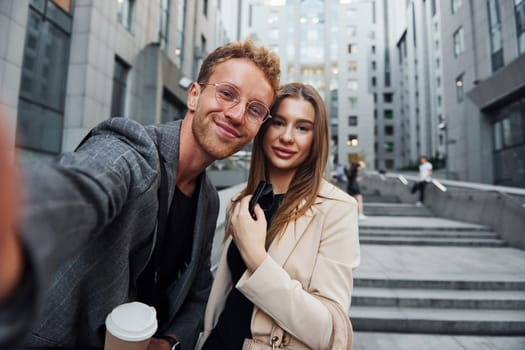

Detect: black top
202,194,285,350
346,165,361,195
137,184,199,328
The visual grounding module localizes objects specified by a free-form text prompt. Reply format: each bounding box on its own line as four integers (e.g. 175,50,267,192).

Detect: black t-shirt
136,183,199,328
202,193,285,350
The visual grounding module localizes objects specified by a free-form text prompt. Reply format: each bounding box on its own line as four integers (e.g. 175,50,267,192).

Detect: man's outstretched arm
0,112,23,300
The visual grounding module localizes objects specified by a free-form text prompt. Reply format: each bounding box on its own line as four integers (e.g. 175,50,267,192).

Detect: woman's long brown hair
225,82,330,249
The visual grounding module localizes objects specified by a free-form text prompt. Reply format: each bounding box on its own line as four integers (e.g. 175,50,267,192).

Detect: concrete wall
362,172,525,250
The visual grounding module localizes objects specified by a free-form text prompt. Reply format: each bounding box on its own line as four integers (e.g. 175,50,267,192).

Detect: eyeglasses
199,82,272,124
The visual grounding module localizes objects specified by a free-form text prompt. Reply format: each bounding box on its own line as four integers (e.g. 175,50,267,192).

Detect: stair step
352,331,525,350
363,211,432,217
352,287,525,309
350,306,525,335
358,230,498,238
359,225,493,232
359,236,507,247
363,204,433,216
365,203,429,208
354,278,525,290
363,195,400,203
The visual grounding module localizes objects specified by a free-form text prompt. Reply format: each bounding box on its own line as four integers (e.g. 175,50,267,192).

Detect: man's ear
187,82,200,112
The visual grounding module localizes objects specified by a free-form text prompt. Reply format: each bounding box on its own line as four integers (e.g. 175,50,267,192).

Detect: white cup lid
105,302,158,341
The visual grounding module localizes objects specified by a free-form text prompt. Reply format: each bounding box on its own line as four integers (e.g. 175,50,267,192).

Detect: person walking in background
411,155,433,206
346,160,368,220
334,163,346,183
0,40,280,350
196,83,360,349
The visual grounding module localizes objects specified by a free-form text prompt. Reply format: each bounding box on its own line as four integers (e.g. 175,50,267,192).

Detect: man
0,40,280,349
411,155,433,206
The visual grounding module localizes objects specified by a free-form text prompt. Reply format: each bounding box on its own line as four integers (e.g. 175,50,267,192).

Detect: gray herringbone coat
5,118,218,349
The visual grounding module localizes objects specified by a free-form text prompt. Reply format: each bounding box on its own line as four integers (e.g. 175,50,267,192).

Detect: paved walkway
353,331,525,349
353,214,525,349
355,216,525,283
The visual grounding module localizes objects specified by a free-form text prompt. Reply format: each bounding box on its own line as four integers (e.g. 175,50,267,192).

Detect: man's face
190,58,274,160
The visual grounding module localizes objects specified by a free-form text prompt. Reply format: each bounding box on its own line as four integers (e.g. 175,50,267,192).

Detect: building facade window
384,142,394,152
269,28,279,40
203,0,208,16
347,134,359,147
17,0,73,155
174,0,186,67
347,25,357,37
111,57,130,118
349,97,358,108
159,0,171,50
385,125,394,135
492,97,525,187
117,0,134,31
161,89,186,122
384,50,391,86
452,0,462,13
384,93,393,103
384,110,393,119
456,74,464,103
431,0,437,16
348,115,358,126
515,0,525,55
488,0,504,71
348,79,358,91
453,26,465,57
348,61,358,72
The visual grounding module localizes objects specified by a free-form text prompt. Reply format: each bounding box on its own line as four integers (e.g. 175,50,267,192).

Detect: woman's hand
0,111,23,299
230,195,268,273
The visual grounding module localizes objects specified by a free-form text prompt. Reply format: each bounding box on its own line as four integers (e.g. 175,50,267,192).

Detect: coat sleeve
0,118,160,347
236,197,360,349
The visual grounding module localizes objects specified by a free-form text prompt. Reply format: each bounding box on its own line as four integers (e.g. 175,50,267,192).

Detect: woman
196,83,360,349
346,161,367,220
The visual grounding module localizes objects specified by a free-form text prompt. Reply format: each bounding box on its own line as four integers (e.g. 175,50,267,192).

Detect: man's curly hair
197,39,281,97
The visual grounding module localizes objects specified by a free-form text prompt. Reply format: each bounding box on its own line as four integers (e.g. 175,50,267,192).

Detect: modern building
368,0,403,171
374,0,524,187
441,0,525,187
241,0,375,171
0,0,240,160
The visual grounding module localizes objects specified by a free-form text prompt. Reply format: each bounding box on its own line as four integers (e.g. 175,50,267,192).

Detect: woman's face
263,97,315,176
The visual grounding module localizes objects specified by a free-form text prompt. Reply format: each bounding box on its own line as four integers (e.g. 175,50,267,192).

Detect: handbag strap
314,294,353,350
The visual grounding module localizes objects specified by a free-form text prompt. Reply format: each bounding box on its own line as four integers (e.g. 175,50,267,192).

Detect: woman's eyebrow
273,114,314,123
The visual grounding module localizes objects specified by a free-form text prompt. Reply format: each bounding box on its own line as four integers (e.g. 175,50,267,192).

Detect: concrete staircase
364,202,432,217
351,199,525,336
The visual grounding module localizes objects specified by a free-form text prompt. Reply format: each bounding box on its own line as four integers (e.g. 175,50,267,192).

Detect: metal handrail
366,171,525,209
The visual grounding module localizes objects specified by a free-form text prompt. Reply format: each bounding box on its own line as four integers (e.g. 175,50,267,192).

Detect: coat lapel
268,205,317,267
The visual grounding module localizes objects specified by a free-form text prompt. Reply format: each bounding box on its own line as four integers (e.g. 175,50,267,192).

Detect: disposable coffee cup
105,301,158,350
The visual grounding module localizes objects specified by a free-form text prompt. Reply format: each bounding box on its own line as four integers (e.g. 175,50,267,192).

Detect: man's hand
147,337,174,350
0,111,23,299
